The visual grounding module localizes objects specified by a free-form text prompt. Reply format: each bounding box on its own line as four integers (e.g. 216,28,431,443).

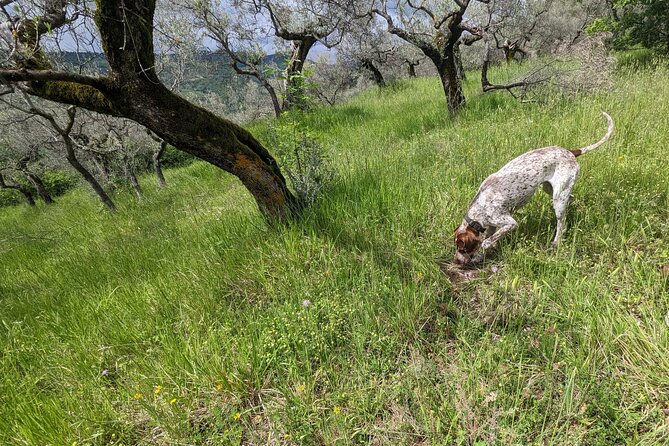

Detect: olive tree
258,0,347,110
592,0,668,52
187,0,285,117
337,18,397,88
0,0,296,220
370,0,488,114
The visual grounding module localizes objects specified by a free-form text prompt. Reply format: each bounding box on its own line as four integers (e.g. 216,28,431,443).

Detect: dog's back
474,147,578,210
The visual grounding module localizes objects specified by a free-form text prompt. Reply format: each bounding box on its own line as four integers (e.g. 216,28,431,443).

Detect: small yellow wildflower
133,392,143,400
233,412,241,421
169,398,177,404
154,385,162,395
284,433,291,439
296,384,306,393
215,383,223,391
224,429,230,434
333,405,341,415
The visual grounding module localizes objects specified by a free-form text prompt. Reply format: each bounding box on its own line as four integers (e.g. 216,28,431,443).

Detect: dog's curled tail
571,112,614,157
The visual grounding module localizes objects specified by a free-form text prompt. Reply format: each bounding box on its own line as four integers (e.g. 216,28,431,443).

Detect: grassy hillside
1,64,669,445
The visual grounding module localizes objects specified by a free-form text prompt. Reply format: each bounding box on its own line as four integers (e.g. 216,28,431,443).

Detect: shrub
160,145,197,168
264,120,334,209
0,189,23,207
41,170,80,196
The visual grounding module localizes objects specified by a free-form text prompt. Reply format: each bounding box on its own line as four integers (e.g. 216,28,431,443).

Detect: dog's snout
453,250,470,265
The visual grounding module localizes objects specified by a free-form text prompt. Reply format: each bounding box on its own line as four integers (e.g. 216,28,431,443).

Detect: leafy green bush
0,189,23,207
41,170,80,196
264,120,334,209
160,145,197,168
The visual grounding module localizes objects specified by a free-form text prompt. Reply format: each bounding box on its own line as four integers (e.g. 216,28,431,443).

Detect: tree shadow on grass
301,168,423,284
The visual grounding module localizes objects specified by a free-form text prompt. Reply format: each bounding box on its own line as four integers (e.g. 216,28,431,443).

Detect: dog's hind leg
551,176,577,247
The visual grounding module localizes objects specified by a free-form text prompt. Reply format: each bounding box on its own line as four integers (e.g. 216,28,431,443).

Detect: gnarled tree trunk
283,38,316,111
360,58,386,87
435,44,465,115
1,0,297,222
153,140,167,188
0,173,36,206
22,171,54,204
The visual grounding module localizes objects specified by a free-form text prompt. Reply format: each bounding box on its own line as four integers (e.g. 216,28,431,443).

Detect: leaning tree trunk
1,0,297,222
261,80,282,118
0,173,36,206
95,0,296,220
360,58,386,87
63,139,116,212
21,170,54,204
121,152,142,200
153,140,167,188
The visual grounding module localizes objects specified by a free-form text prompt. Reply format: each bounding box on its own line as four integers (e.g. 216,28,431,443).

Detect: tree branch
480,40,547,96
407,0,435,22
0,69,109,91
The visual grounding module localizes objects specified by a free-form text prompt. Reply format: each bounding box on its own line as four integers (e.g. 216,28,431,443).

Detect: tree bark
121,152,142,200
454,42,466,81
436,47,465,115
283,38,316,111
21,170,54,204
360,58,386,87
0,173,36,206
1,0,297,222
153,140,167,188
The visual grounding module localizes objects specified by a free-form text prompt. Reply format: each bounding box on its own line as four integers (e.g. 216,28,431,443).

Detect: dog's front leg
469,224,514,264
475,218,517,262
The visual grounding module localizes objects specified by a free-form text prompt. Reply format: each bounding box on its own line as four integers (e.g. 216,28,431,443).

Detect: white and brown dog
454,112,614,265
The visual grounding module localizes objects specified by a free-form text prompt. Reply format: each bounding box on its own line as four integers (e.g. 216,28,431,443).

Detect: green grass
2,64,669,445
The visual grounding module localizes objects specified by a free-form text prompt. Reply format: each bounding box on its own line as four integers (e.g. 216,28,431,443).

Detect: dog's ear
455,227,482,253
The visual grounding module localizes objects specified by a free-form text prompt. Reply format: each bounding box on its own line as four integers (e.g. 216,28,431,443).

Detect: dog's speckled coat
454,112,614,265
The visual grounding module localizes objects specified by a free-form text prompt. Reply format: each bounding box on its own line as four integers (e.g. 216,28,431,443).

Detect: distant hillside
58,51,287,96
